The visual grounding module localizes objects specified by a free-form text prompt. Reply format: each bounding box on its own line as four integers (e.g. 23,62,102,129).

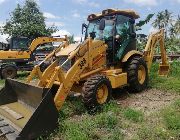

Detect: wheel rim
138,65,146,84
96,84,108,104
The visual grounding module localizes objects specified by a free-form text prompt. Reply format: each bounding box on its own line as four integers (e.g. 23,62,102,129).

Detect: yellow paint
138,65,146,84
107,73,127,88
0,102,33,130
122,50,143,62
96,84,108,104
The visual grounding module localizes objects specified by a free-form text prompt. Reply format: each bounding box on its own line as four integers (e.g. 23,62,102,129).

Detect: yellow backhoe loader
0,9,170,140
0,36,67,79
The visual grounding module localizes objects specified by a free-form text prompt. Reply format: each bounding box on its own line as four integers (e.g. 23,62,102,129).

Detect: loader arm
143,29,170,76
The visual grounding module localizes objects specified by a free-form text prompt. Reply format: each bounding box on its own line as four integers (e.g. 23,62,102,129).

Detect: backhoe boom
143,29,170,75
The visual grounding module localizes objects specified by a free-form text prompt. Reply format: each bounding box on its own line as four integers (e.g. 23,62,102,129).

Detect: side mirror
99,19,105,30
82,23,87,34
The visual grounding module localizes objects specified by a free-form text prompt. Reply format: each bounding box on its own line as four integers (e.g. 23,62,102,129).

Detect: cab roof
87,9,140,21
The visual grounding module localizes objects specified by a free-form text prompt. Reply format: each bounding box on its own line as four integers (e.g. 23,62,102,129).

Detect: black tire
1,66,17,79
82,74,112,110
127,56,148,93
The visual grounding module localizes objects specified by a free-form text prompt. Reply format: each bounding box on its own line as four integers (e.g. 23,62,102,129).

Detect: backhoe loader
0,9,170,140
0,36,67,79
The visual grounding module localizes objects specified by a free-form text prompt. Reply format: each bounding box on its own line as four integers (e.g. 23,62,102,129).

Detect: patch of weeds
102,101,121,114
59,98,86,120
174,99,180,109
163,107,180,130
136,126,170,140
95,112,118,129
149,62,180,93
123,108,144,122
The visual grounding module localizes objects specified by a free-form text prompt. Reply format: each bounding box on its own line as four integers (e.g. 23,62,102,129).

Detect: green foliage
162,100,180,130
68,35,75,44
136,14,154,31
1,0,57,39
149,61,180,93
152,9,180,38
136,126,170,140
46,101,123,140
123,108,144,122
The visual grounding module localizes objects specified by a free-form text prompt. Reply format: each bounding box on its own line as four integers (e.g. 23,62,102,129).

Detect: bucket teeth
0,117,19,140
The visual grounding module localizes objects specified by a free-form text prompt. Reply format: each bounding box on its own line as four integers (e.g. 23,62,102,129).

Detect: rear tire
82,74,112,111
127,56,148,92
1,66,17,79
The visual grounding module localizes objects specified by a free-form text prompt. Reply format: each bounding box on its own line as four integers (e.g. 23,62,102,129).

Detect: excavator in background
0,36,67,79
0,9,170,139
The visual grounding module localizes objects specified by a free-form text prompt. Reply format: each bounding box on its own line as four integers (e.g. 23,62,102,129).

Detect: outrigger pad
0,79,59,140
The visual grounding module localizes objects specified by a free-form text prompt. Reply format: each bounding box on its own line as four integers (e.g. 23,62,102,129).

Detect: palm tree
163,9,173,38
152,10,173,38
174,15,180,37
152,11,164,29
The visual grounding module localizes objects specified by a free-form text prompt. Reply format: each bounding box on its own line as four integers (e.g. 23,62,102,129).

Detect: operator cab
9,37,29,51
83,9,139,66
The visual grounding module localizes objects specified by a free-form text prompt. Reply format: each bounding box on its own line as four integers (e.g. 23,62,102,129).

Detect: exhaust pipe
0,79,59,140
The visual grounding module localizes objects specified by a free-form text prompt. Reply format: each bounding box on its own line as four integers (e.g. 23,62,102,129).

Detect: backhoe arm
143,29,170,76
28,36,68,52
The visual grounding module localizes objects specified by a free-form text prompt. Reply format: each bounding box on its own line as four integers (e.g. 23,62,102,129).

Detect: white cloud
173,0,180,3
46,21,64,27
0,34,9,43
74,0,99,7
74,36,82,42
89,2,99,7
75,0,87,4
43,12,60,19
73,13,80,18
149,27,159,34
52,30,71,36
124,0,158,6
0,0,6,4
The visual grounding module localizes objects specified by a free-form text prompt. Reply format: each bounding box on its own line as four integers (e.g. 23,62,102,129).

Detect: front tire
1,66,17,79
82,75,112,110
127,56,148,92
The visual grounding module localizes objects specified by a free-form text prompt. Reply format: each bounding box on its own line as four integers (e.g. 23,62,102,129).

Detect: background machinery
0,36,67,79
0,9,170,139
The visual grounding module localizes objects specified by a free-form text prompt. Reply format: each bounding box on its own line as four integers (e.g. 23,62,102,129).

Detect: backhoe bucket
0,79,59,140
158,64,170,76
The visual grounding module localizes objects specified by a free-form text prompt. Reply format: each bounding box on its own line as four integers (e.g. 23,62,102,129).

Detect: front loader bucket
158,64,170,76
0,79,59,140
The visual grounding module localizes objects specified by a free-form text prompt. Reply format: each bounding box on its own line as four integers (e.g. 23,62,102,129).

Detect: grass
123,108,144,122
0,62,179,140
46,101,124,140
149,61,180,93
135,98,180,140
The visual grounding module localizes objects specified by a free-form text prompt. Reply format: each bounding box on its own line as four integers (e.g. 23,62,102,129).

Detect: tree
68,35,75,44
152,9,173,38
174,15,180,36
1,0,57,39
136,14,154,31
152,11,164,29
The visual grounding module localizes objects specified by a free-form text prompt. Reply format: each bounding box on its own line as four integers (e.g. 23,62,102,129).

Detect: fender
122,50,143,63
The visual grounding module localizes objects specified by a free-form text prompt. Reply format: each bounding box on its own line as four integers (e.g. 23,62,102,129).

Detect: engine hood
56,40,105,57
56,43,80,56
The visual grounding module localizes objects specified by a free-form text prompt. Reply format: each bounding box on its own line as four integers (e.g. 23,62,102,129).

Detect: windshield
86,17,115,40
12,38,29,50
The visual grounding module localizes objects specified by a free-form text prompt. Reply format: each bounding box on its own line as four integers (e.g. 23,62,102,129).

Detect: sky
0,0,180,42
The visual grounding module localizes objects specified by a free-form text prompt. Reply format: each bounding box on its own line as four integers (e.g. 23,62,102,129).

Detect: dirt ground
117,88,180,115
